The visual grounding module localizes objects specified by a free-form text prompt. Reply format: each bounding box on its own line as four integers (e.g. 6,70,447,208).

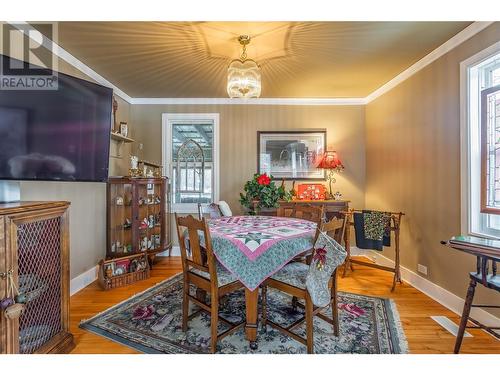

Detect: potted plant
239,173,291,215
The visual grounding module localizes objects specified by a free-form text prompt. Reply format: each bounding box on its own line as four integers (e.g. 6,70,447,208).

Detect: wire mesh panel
17,217,62,354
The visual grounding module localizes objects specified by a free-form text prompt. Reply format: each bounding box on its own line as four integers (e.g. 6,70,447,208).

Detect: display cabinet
107,177,171,263
0,201,74,354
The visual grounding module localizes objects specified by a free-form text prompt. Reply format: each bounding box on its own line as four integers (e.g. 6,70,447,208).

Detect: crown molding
10,21,495,106
130,97,367,105
365,21,495,103
8,21,133,103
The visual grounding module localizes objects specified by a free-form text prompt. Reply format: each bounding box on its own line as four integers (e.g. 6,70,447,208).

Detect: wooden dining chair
175,213,244,353
277,203,324,227
278,204,325,262
261,216,347,354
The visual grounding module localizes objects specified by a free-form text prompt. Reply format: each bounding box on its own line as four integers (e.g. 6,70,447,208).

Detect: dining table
205,215,317,349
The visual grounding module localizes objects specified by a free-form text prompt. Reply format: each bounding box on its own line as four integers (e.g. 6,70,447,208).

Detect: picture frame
257,130,326,180
120,122,128,137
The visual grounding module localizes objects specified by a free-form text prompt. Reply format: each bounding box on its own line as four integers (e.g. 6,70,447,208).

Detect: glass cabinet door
135,180,164,255
109,181,133,257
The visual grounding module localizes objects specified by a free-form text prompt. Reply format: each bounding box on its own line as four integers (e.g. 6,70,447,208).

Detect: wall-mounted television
0,54,112,182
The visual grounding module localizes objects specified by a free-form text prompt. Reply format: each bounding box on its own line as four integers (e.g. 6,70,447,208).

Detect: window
481,83,500,214
162,113,219,213
462,43,500,237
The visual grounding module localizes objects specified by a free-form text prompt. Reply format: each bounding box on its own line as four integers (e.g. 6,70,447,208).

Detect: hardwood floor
69,256,500,354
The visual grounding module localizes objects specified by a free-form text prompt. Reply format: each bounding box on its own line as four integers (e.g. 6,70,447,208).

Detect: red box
296,184,326,200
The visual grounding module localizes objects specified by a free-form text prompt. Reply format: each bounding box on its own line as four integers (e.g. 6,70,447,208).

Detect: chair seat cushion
190,262,239,287
270,262,309,289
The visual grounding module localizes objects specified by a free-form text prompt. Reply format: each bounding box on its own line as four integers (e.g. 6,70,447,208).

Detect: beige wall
131,104,366,243
365,23,500,316
16,58,131,278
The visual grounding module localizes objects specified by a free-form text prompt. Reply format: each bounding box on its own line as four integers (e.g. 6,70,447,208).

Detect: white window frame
162,113,220,214
460,41,500,238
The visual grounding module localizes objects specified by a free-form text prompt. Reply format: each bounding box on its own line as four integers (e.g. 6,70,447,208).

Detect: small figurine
130,259,138,273
129,156,141,177
139,218,149,230
122,218,132,229
115,196,124,205
105,265,113,279
130,155,138,170
141,237,148,251
154,234,161,246
137,257,148,271
333,191,342,200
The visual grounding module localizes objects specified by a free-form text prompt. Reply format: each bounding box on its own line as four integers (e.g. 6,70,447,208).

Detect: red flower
256,173,271,185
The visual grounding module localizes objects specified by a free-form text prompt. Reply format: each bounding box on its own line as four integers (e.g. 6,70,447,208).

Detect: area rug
79,273,408,354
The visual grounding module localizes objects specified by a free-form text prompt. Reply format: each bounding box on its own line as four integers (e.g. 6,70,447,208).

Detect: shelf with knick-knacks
106,177,171,268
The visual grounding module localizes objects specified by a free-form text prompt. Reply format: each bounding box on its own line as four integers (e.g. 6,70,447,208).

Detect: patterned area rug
79,274,408,354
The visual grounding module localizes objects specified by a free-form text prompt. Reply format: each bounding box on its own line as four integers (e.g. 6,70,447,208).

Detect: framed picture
257,130,326,180
120,122,128,137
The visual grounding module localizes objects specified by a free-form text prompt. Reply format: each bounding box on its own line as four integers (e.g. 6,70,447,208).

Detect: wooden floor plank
69,256,500,354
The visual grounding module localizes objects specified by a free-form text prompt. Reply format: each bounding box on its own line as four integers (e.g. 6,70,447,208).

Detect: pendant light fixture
227,35,261,98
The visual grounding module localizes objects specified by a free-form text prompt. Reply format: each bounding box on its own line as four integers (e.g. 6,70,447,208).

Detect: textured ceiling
53,21,471,98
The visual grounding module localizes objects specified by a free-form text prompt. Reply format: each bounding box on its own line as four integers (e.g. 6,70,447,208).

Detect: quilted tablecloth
207,215,316,290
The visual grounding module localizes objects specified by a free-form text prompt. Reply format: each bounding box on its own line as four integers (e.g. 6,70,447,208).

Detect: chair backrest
197,203,223,220
320,216,347,244
217,200,233,216
277,203,324,227
175,213,218,282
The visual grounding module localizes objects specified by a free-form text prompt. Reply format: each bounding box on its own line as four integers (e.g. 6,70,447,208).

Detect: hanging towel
353,211,391,251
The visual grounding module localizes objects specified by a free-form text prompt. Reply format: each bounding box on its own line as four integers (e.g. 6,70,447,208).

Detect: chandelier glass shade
227,35,261,98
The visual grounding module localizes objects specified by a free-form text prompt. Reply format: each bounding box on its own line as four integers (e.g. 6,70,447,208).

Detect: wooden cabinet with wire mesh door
0,201,73,354
107,177,171,264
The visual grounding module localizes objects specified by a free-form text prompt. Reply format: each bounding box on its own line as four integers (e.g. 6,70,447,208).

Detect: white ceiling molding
9,21,494,106
130,97,367,105
365,21,494,103
8,21,133,103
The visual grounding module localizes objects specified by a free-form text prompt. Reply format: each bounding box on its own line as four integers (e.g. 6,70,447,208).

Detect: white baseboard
70,265,98,296
349,247,500,333
157,245,180,257
69,247,180,296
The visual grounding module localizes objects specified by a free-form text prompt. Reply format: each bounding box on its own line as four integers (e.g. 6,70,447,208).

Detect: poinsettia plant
239,173,291,215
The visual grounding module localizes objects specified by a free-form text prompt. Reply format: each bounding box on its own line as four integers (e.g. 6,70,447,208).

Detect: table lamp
317,151,344,198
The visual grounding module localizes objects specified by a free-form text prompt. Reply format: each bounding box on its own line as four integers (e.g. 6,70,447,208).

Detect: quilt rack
342,209,405,291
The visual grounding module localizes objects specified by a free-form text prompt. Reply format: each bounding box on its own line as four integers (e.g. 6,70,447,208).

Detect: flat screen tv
0,55,112,182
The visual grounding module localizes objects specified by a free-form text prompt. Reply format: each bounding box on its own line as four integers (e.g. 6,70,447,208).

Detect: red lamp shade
316,151,344,170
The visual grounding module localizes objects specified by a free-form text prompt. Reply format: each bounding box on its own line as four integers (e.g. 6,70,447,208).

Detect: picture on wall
257,130,326,180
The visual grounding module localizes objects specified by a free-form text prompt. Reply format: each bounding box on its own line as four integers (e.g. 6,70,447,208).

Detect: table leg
244,287,259,350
